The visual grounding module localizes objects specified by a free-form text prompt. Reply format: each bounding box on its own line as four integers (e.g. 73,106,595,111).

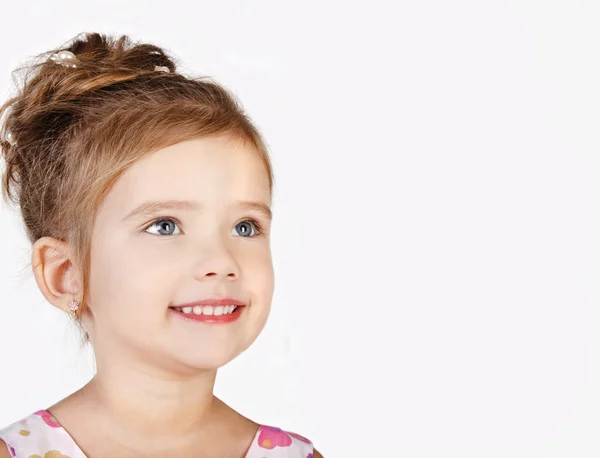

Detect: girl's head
0,33,275,375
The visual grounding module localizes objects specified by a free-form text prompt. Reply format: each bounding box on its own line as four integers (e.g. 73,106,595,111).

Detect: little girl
0,32,322,458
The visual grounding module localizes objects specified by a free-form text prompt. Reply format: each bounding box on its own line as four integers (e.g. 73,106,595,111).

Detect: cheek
233,247,273,333
88,234,178,319
254,258,275,328
245,247,275,295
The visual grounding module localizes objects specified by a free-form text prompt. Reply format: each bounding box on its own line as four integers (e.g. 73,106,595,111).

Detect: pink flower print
289,431,312,444
34,410,62,428
307,454,313,458
258,426,293,449
7,444,15,457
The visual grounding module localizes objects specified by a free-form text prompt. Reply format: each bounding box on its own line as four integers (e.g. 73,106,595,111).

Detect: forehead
100,135,271,217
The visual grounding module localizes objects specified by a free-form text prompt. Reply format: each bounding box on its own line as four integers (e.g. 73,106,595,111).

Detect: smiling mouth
170,304,240,316
168,304,244,323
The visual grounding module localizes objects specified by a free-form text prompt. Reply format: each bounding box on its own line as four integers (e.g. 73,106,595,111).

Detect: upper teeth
175,305,238,315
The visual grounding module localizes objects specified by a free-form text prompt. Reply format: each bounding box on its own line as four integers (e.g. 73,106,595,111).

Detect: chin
166,343,248,373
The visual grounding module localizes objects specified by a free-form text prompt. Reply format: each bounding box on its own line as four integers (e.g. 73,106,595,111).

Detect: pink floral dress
0,410,314,457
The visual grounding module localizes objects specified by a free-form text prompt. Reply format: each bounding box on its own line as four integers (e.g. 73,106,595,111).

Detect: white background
0,1,599,456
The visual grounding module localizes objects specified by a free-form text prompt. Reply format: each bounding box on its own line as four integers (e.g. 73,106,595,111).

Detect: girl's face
84,134,274,374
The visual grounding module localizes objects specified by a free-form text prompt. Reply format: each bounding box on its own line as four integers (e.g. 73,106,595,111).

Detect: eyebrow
122,199,273,223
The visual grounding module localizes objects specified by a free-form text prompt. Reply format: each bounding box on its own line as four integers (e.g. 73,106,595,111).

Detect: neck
81,358,219,440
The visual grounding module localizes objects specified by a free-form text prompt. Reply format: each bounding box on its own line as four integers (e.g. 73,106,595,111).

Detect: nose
193,244,240,281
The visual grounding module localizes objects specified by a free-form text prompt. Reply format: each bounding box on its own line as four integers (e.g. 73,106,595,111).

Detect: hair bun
0,32,179,203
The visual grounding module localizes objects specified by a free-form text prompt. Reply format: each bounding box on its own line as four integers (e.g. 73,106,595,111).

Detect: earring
69,299,80,314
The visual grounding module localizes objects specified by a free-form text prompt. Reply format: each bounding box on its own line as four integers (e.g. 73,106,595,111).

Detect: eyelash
143,216,265,237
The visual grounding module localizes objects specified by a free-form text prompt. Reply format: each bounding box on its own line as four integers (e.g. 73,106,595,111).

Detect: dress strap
0,411,86,458
244,425,314,457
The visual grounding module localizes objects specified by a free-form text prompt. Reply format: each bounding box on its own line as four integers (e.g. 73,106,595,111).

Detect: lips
169,303,244,324
168,297,247,324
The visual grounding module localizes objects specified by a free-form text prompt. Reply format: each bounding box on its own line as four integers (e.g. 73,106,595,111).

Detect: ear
31,236,82,314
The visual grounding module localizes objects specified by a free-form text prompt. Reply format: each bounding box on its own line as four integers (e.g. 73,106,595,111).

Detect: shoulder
312,448,325,458
0,440,13,458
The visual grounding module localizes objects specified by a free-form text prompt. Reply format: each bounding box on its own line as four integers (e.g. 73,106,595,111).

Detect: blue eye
143,218,264,237
232,220,261,237
145,218,181,236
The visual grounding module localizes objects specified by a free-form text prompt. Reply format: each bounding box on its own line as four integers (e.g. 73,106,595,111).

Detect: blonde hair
0,33,274,336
